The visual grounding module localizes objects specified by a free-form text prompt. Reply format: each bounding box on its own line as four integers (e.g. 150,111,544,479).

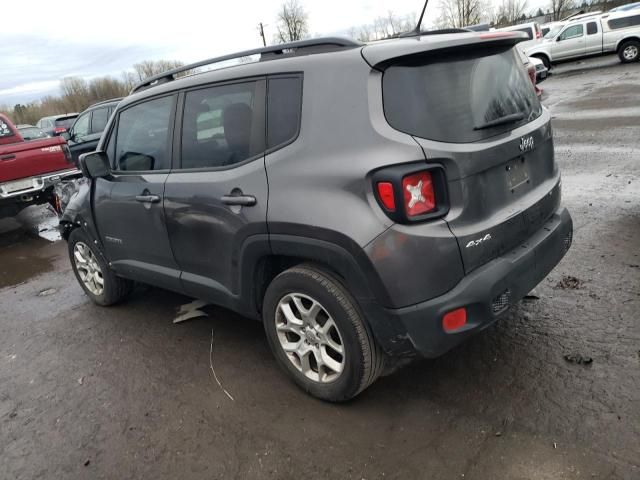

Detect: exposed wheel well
531,53,551,69
618,37,640,50
252,255,349,316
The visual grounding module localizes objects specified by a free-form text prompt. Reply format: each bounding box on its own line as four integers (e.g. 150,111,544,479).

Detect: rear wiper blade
474,112,525,130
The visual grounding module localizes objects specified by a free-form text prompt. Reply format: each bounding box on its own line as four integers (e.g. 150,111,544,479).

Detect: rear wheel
68,228,133,306
618,40,640,63
263,265,384,402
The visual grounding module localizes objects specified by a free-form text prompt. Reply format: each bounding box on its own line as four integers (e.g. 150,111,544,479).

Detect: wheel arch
617,36,640,51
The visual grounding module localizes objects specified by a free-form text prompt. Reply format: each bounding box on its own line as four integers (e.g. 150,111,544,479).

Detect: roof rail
130,37,361,94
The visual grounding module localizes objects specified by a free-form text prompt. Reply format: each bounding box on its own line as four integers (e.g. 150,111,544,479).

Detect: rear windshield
55,117,77,128
383,46,542,143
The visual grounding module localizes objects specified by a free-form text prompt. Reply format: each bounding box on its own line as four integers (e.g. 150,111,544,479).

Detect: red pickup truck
0,113,80,218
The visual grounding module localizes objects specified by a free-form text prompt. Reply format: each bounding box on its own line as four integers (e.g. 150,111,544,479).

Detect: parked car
36,113,79,137
61,33,572,401
0,114,79,218
63,98,121,164
609,2,640,12
517,49,544,97
15,124,49,141
529,55,548,82
495,22,543,51
527,10,640,67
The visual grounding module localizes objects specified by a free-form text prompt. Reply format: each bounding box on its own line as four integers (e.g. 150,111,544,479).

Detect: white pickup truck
526,9,640,68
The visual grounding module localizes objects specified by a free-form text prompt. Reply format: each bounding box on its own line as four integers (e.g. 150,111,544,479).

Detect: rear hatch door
365,33,561,273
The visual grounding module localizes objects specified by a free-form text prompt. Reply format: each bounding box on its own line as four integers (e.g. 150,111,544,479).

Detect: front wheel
68,228,133,306
618,40,640,63
262,265,384,402
533,54,551,71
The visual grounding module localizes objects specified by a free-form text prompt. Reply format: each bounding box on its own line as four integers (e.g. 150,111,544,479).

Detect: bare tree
132,60,185,82
437,0,486,28
550,0,574,20
275,0,309,43
497,0,529,24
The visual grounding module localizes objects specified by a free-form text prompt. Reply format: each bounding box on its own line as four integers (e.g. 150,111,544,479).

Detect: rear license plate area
3,178,35,193
506,157,529,191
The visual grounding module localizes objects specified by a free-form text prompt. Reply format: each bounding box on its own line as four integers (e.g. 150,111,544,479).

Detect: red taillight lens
402,171,436,217
376,182,396,211
53,127,66,134
443,307,467,332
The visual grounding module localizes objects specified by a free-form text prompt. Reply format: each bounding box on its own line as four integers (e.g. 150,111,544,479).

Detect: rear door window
180,81,264,169
267,76,302,150
382,46,542,143
586,21,598,34
115,96,175,171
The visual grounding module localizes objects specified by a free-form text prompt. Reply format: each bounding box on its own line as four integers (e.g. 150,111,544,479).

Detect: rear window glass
515,27,533,39
608,14,640,29
382,46,542,143
91,108,110,134
0,120,14,138
55,117,77,129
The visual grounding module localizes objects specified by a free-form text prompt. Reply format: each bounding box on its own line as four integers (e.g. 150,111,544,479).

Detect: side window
0,119,13,138
115,96,174,172
73,113,91,138
559,25,584,40
180,81,263,169
609,14,640,29
587,22,598,35
91,108,109,134
267,76,302,150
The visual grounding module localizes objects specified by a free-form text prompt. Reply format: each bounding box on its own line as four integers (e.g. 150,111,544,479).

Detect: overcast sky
1,0,547,105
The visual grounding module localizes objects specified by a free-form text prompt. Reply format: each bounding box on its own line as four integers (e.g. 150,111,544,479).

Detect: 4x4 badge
519,136,535,152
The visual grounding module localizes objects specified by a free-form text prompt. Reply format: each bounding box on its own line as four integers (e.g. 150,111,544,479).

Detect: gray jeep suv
62,34,573,401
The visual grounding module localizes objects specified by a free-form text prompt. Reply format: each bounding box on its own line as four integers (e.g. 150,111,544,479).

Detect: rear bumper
0,168,81,200
371,206,572,358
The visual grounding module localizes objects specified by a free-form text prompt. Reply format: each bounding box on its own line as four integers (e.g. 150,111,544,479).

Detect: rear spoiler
361,31,528,69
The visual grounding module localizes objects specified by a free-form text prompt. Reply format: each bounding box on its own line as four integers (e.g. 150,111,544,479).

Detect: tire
618,40,640,63
533,54,551,71
68,228,133,306
262,264,384,402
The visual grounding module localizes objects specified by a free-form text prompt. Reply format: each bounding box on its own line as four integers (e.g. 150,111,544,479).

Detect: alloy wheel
623,45,638,61
73,242,104,296
275,293,345,383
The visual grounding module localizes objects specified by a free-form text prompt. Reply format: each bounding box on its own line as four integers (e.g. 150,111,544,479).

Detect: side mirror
60,131,71,141
79,151,110,179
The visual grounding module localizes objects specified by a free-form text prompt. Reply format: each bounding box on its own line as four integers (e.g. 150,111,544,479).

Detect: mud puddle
0,205,62,288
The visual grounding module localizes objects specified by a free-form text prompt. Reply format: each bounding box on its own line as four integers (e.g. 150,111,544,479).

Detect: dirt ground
1,55,638,480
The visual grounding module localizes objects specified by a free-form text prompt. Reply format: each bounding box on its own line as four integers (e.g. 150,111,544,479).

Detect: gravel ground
0,55,638,480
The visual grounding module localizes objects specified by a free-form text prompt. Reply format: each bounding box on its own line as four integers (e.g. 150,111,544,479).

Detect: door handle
221,194,256,206
1,154,16,161
135,194,161,203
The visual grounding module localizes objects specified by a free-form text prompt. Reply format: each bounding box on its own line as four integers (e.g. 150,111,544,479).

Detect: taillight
53,127,67,135
61,143,73,164
402,171,436,216
376,182,396,211
527,64,536,87
372,163,449,224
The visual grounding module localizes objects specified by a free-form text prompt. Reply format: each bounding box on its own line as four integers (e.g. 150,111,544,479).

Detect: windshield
382,46,542,143
544,25,564,38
